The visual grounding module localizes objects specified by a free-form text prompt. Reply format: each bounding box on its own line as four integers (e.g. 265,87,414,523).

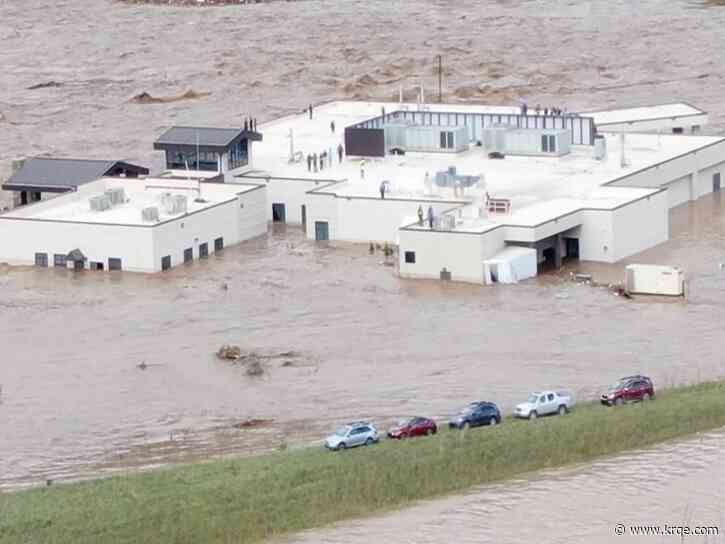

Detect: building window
53,254,67,268
199,243,209,258
228,139,248,170
166,149,219,172
672,127,684,134
108,258,122,271
35,253,48,267
405,251,416,264
214,237,224,251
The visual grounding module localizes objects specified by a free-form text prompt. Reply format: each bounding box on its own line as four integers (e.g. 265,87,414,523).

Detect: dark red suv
387,417,437,439
601,375,655,406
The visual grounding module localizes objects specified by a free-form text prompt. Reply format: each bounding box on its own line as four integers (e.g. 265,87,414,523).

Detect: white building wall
598,114,708,133
0,218,154,271
237,177,323,224
611,190,669,261
576,210,615,263
663,175,692,208
151,188,266,270
306,194,461,243
693,161,725,199
398,226,506,284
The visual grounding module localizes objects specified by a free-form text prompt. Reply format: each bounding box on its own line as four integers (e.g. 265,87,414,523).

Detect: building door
214,237,224,251
199,243,208,258
564,238,580,260
272,203,286,223
34,252,48,267
183,248,193,263
713,173,721,193
108,258,122,271
301,205,307,232
314,221,329,241
21,191,28,206
161,255,171,271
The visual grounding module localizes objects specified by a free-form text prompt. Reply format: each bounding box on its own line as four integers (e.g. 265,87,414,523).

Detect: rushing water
1,0,725,538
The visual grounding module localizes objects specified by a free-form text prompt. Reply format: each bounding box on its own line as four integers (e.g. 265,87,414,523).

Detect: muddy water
288,430,725,543
0,0,725,529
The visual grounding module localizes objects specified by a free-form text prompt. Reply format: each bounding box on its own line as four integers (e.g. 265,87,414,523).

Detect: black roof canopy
1,157,148,194
153,126,263,153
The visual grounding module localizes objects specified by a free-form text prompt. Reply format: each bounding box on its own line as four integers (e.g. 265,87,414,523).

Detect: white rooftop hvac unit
141,206,160,222
104,187,126,205
160,193,188,215
89,195,111,211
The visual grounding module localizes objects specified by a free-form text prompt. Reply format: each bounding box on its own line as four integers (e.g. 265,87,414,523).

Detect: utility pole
437,54,442,103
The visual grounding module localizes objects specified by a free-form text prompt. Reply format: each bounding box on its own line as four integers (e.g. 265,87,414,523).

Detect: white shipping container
624,264,685,296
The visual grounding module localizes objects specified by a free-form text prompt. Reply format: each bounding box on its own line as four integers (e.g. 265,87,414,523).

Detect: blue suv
449,401,502,430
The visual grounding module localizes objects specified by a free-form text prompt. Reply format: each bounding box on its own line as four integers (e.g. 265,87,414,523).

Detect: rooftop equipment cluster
89,187,127,212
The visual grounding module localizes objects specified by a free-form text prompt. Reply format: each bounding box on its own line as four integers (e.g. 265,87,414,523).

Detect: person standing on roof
337,143,344,163
427,206,434,229
313,153,318,173
379,181,386,199
417,205,424,226
306,154,312,172
330,120,335,133
360,159,366,179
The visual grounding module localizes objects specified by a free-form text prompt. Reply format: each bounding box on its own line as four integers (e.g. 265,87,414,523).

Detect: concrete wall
398,226,507,284
236,176,325,224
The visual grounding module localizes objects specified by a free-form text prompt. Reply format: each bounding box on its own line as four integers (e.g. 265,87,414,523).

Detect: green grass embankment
3,380,725,544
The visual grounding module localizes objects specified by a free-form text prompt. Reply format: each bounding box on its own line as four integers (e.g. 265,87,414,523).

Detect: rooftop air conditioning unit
104,187,126,206
172,194,188,214
141,206,160,222
89,195,111,211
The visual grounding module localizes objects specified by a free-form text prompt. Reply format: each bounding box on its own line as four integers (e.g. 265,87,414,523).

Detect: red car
601,375,655,406
387,417,437,439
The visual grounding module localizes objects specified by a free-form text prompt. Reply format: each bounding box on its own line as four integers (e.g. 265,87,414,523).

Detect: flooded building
0,176,266,272
241,100,725,284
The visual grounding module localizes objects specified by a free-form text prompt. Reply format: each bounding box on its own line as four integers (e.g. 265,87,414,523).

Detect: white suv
324,422,379,451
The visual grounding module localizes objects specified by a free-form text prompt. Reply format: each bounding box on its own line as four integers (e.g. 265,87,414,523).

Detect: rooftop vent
89,195,111,211
141,206,160,222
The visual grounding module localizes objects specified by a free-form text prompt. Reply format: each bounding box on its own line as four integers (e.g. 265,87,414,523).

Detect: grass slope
3,381,725,544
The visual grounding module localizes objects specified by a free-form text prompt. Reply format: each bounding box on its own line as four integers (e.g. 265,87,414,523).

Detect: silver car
324,422,379,451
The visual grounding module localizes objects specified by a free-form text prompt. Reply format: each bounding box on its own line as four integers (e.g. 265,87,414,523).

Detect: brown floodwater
1,0,725,537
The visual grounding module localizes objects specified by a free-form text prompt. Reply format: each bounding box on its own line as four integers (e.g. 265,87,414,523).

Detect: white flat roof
3,177,257,226
582,103,706,126
251,101,720,210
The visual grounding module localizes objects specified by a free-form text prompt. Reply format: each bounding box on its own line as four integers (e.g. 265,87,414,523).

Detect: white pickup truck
514,391,574,420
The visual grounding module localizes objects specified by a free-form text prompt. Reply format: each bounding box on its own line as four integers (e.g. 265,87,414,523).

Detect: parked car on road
387,417,437,439
449,402,501,430
324,422,379,451
601,375,655,406
514,391,574,420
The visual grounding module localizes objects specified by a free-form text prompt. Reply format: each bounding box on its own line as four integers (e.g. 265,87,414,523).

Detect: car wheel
642,392,651,402
615,397,625,406
461,421,470,431
337,442,347,451
365,438,374,446
489,417,497,426
558,405,568,416
528,411,538,420
426,428,434,436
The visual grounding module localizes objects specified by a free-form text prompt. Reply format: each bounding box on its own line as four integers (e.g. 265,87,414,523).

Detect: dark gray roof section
2,158,148,193
66,249,87,262
153,126,263,151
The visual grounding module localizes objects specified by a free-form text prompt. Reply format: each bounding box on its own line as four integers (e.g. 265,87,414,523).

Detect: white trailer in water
483,246,537,284
624,264,685,296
